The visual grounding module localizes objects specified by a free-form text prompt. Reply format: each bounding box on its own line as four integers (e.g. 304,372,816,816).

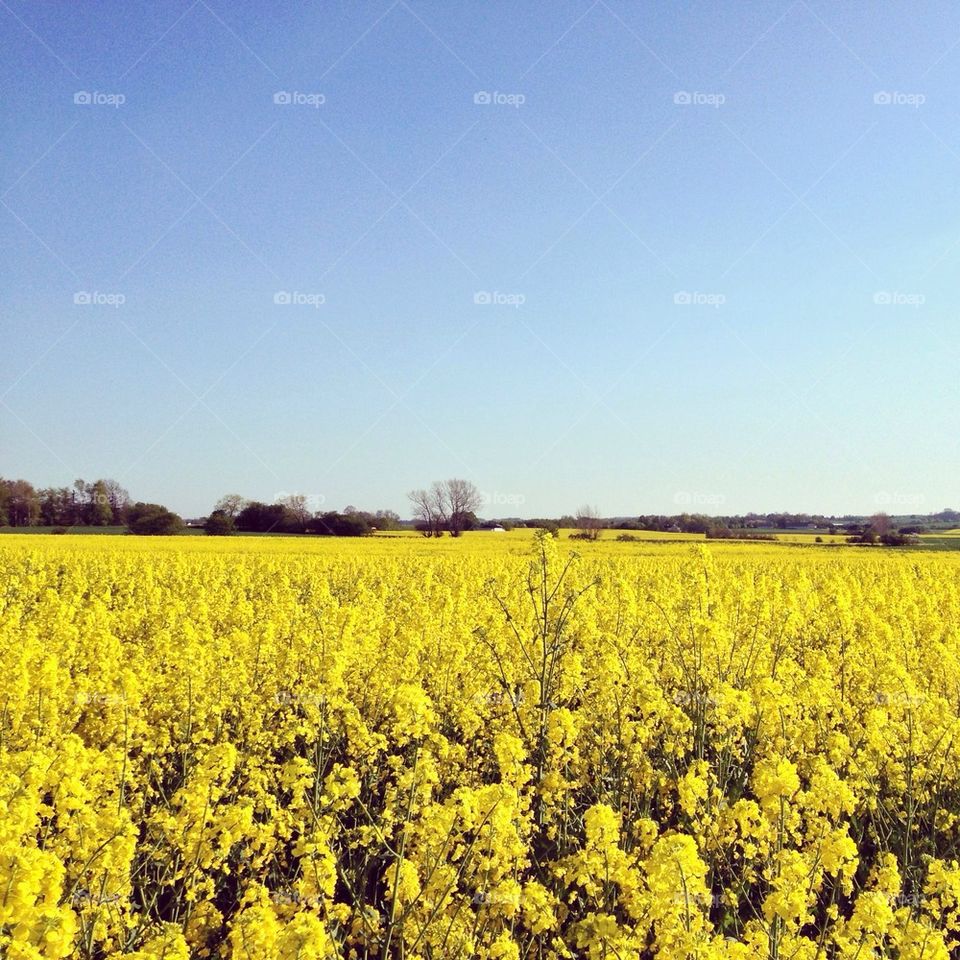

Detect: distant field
3,524,955,551
918,529,960,551
0,528,906,560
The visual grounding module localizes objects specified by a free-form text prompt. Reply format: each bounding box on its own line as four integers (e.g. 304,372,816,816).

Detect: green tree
89,480,113,526
126,502,183,535
38,487,73,525
205,510,236,536
3,479,40,526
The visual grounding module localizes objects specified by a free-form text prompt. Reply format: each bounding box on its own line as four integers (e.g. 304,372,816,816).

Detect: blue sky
2,0,958,518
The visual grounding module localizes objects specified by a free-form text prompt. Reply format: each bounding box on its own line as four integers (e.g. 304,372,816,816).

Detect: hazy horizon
3,1,959,518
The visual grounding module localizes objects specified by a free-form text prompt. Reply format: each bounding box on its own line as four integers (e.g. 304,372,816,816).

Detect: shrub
126,502,184,536
205,510,236,536
307,512,374,537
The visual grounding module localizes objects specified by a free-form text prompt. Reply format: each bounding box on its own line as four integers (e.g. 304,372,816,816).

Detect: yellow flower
753,756,800,807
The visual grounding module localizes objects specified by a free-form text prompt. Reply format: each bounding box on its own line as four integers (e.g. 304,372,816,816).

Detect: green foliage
126,502,184,536
236,502,301,534
204,510,236,536
307,511,373,537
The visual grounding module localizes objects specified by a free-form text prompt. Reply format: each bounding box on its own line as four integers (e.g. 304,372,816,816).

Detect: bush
236,502,301,534
529,521,559,537
205,510,236,536
880,532,909,547
126,503,183,536
706,526,776,541
307,512,374,537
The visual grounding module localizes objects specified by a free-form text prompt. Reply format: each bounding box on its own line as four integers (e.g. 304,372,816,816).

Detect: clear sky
2,1,958,518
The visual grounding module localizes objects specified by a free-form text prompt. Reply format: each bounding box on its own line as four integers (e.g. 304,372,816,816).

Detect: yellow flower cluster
2,532,960,958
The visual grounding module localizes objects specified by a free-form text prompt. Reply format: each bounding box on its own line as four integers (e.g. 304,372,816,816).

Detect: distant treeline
3,475,958,538
499,510,960,537
0,478,131,527
205,495,404,537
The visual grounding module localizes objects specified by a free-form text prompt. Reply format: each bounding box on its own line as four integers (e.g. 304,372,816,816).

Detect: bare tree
278,494,313,528
575,504,603,541
409,479,481,537
869,512,892,536
444,478,482,537
214,494,247,519
430,482,448,534
408,486,444,537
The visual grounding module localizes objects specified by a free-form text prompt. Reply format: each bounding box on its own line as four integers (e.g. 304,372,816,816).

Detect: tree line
0,477,131,527
205,494,402,536
0,477,189,535
4,473,956,539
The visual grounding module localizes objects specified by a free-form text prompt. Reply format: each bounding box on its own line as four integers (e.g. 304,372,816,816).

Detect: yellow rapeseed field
3,532,960,959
